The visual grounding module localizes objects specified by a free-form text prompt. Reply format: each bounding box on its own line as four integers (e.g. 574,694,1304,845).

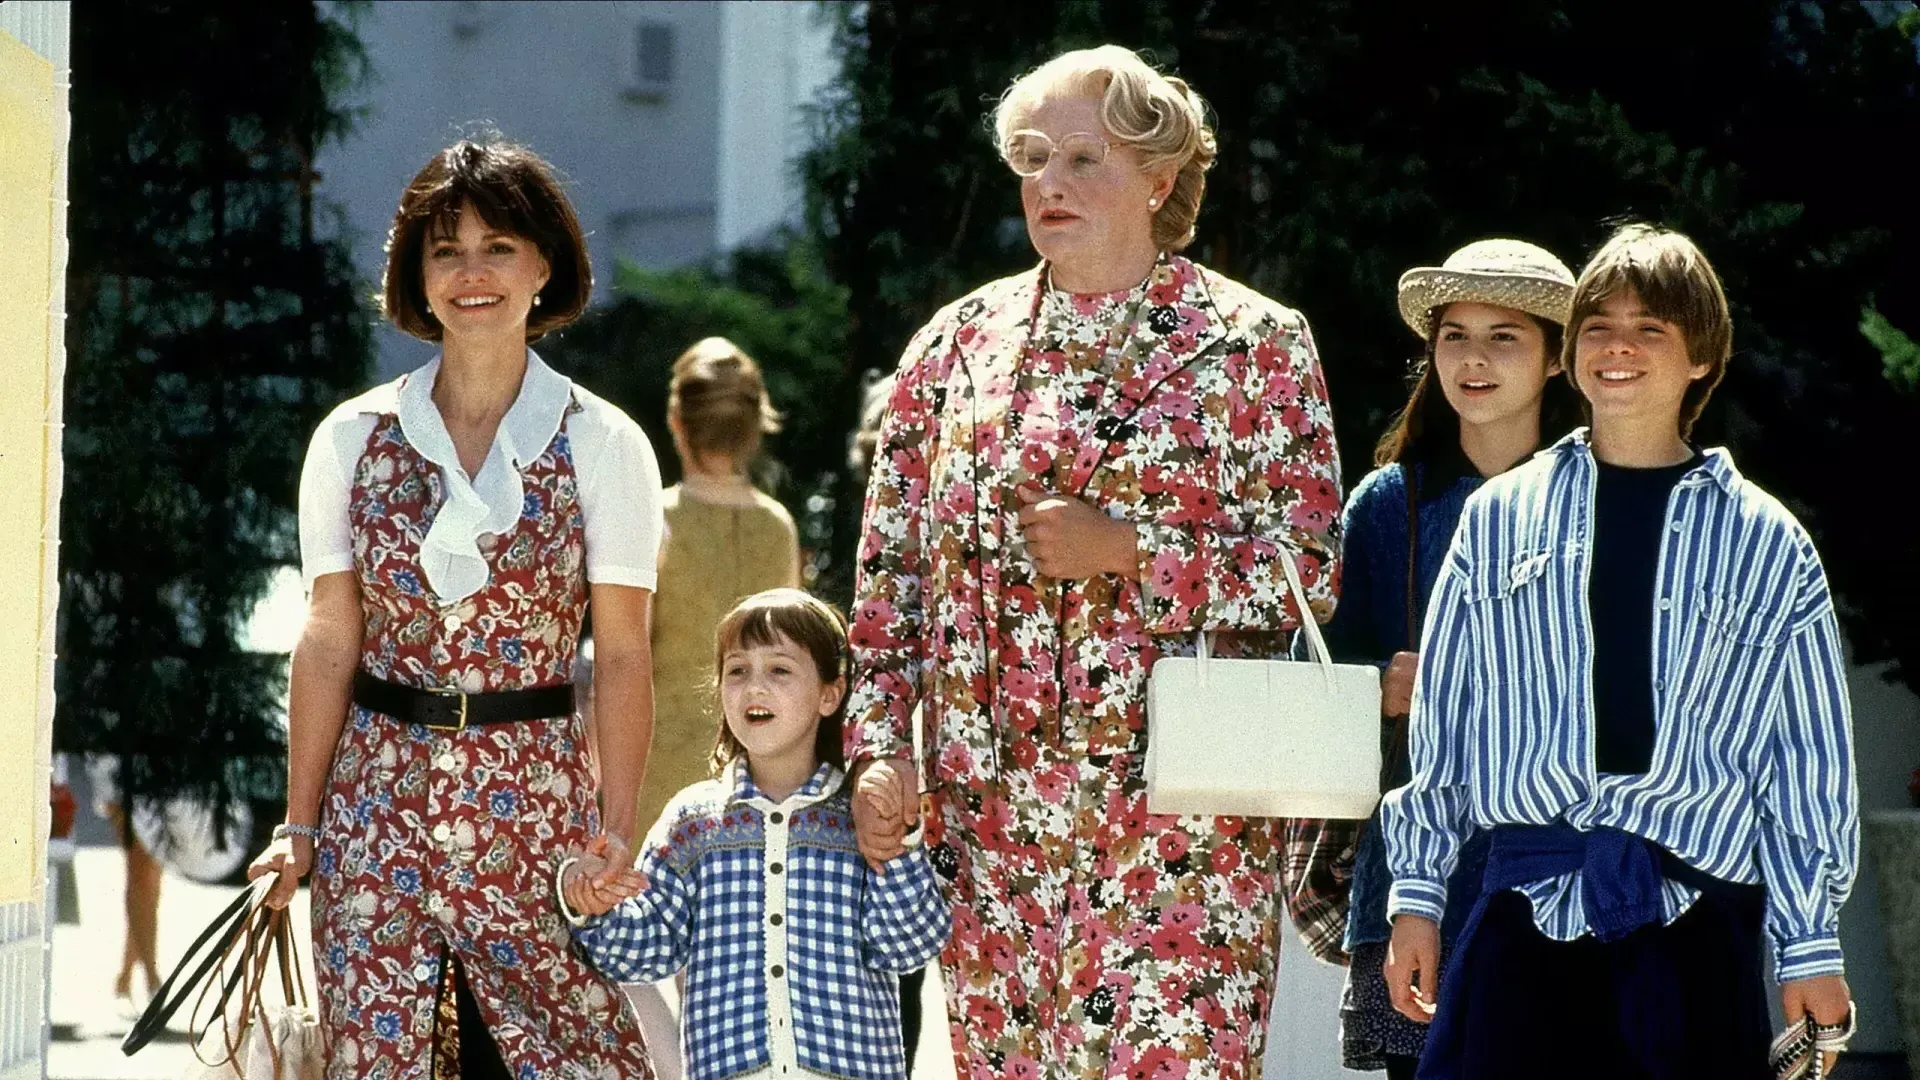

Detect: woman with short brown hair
249,138,660,1078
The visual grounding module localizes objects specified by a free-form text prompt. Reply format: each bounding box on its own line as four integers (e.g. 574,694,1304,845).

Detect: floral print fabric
310,406,654,1080
846,256,1344,1079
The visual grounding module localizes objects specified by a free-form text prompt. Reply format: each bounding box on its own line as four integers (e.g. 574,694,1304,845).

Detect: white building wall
716,1,837,251
319,0,727,378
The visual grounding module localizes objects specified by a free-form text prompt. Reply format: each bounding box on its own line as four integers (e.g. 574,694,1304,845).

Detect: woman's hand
1383,651,1420,718
1016,488,1138,581
1384,913,1441,1024
852,758,915,872
247,835,313,911
1781,974,1852,1076
563,833,648,919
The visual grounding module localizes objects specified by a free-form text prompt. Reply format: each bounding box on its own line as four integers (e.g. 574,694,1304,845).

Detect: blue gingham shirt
572,762,950,1080
1382,430,1858,982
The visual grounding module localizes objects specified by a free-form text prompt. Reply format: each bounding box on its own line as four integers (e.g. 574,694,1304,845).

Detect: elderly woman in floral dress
847,46,1344,1080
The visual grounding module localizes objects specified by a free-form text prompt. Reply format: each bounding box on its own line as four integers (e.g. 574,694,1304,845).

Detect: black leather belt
351,670,575,731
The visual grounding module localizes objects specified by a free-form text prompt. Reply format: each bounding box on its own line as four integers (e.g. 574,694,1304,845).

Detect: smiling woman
247,139,663,1079
380,140,592,343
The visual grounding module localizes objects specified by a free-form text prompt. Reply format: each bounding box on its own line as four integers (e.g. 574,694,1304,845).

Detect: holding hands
562,832,648,919
851,758,917,872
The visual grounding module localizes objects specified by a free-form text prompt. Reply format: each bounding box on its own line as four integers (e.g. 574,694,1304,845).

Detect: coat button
769,862,783,875
432,822,451,843
769,811,784,825
769,964,785,978
769,913,783,926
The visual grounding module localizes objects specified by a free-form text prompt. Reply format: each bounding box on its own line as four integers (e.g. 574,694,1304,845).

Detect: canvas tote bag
1145,548,1383,818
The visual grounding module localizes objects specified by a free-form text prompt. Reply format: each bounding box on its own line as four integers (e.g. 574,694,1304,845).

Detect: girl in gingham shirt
559,589,950,1080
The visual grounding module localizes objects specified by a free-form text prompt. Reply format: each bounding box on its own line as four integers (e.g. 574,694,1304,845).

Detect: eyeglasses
1001,129,1113,179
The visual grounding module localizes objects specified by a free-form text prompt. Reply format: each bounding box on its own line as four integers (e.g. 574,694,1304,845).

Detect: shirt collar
1548,427,1740,495
725,759,846,812
371,349,573,603
391,348,571,471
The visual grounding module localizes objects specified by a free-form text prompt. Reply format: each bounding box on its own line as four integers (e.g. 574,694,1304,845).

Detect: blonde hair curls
992,45,1217,251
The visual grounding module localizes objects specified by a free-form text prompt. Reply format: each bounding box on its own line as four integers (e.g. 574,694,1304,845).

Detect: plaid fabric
1281,816,1362,965
573,762,950,1080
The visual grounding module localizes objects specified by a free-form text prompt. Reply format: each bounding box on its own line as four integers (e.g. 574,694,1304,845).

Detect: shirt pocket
1461,548,1561,692
1686,585,1787,694
1463,548,1555,603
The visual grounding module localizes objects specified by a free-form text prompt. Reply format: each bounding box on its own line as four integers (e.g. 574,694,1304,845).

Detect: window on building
625,22,674,103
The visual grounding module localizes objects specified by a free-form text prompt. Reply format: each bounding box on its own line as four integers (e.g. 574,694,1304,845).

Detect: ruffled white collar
368,349,573,604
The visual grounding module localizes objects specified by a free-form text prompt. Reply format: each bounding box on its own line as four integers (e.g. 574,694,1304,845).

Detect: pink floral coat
847,256,1343,1079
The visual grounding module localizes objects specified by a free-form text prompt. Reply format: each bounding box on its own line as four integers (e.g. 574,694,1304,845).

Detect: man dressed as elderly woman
847,46,1343,1078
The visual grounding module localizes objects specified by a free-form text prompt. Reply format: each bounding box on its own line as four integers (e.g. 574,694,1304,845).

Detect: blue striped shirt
1381,429,1858,982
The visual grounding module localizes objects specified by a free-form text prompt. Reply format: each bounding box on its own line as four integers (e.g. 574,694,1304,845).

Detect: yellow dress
638,483,799,836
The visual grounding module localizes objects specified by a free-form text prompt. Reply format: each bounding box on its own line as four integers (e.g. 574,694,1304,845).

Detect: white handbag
1144,550,1383,819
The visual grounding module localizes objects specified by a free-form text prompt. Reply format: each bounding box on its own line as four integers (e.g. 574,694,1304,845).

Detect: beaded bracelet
271,822,319,841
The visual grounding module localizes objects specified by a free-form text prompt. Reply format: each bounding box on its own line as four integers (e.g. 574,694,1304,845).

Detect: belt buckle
426,687,468,732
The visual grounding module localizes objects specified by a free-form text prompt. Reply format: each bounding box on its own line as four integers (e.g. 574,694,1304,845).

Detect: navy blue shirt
1589,452,1702,775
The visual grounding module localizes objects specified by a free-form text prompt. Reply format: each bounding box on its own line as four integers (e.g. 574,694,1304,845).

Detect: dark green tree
542,240,853,590
57,1,373,817
799,0,1920,683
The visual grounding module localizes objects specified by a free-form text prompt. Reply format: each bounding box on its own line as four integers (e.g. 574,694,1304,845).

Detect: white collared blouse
298,350,664,601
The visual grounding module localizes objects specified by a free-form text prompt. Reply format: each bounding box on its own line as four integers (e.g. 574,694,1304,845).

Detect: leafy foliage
57,1,374,810
795,0,1920,683
540,238,855,591
1864,303,1920,391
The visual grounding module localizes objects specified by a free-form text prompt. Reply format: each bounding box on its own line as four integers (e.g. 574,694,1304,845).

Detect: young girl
559,588,950,1080
642,338,801,840
1290,239,1579,1079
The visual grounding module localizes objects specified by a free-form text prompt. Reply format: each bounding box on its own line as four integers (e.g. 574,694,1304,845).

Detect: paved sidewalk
45,842,952,1080
47,845,314,1080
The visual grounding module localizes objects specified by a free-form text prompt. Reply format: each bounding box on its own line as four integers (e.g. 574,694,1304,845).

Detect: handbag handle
1280,547,1334,677
1195,548,1336,689
122,877,267,1056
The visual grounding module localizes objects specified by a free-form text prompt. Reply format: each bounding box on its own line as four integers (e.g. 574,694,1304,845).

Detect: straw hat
1395,239,1576,338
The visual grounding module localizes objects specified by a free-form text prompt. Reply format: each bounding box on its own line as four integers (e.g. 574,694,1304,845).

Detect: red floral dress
847,257,1344,1079
310,406,654,1080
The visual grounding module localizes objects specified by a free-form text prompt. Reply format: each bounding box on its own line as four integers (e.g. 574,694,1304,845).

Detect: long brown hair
708,589,849,777
1373,306,1576,468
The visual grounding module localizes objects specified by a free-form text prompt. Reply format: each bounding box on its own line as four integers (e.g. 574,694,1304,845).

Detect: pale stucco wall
0,4,67,1075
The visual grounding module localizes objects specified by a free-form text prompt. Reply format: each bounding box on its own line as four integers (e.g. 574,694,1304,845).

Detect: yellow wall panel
0,30,59,904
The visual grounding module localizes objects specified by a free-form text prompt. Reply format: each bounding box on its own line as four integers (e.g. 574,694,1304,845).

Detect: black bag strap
121,882,261,1056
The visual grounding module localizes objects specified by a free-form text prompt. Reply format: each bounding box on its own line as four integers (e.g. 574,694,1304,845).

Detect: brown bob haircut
1564,223,1732,437
380,139,592,343
709,589,850,778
